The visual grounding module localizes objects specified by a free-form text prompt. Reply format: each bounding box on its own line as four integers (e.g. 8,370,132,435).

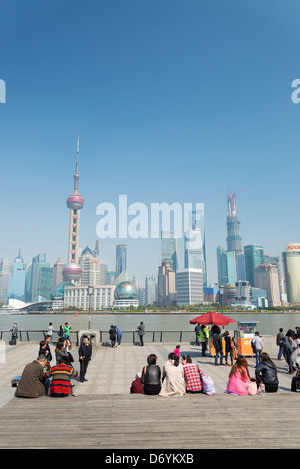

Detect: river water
1,311,300,343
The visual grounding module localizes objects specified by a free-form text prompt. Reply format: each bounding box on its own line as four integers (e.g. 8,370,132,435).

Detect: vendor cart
233,320,263,356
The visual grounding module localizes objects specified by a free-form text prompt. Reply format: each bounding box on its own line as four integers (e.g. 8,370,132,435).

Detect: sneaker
71,393,77,397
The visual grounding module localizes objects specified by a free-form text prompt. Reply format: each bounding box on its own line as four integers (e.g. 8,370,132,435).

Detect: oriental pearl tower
62,136,84,283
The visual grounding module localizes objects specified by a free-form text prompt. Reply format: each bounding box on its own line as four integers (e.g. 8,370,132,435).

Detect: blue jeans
255,350,262,367
215,350,223,365
196,335,200,346
44,378,51,396
117,335,122,346
63,334,72,345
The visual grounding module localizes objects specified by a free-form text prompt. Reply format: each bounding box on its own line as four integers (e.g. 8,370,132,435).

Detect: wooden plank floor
1,343,300,450
1,392,300,449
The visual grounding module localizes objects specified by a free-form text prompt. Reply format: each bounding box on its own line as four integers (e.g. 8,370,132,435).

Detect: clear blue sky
1,0,300,286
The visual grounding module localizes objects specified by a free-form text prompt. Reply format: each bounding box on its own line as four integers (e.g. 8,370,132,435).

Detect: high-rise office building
282,243,300,304
226,191,243,254
62,137,84,283
264,254,283,297
7,250,26,301
106,271,116,285
52,258,64,287
157,259,177,307
244,245,264,287
116,244,127,278
216,246,236,286
184,208,207,286
234,280,251,307
0,258,13,303
30,253,52,301
176,268,203,305
161,231,178,271
80,246,100,287
254,263,281,307
145,275,156,305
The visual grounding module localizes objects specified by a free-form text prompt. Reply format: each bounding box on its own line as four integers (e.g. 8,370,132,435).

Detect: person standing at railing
137,322,145,346
47,323,54,343
63,322,72,346
10,323,18,346
194,323,201,346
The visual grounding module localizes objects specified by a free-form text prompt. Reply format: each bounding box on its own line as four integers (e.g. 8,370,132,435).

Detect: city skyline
1,1,300,286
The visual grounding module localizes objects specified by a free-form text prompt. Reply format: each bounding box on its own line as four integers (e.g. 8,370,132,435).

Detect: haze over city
1,0,300,286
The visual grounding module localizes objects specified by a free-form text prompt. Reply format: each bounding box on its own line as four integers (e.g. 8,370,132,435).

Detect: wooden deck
1,390,300,449
1,342,300,450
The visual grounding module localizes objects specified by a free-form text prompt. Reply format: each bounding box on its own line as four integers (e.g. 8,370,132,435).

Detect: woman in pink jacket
225,356,251,395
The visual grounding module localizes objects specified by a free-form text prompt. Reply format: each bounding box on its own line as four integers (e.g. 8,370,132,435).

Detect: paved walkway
0,341,299,450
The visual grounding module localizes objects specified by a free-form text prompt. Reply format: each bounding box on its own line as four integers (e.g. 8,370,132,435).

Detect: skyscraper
184,208,207,286
7,250,26,301
145,274,156,305
116,244,127,278
161,231,178,271
226,190,243,254
244,245,265,287
282,243,300,304
30,253,52,301
176,268,203,305
80,246,100,287
52,258,64,287
254,263,281,307
157,259,177,307
0,258,13,303
216,246,236,286
62,136,84,284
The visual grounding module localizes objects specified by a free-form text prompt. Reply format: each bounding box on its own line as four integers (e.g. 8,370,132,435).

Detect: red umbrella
189,311,236,326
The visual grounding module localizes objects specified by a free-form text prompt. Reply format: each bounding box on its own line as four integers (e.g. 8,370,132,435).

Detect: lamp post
219,285,224,315
88,285,94,330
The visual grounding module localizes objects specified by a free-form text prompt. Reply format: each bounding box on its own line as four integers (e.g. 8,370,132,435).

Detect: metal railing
0,329,195,345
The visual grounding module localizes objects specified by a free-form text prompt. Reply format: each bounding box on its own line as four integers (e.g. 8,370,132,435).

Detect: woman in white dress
159,352,185,397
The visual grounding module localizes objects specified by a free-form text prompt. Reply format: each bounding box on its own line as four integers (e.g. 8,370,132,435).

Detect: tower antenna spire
74,135,80,194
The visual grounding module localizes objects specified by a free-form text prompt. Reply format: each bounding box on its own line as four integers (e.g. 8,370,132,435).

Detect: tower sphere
67,193,84,210
62,263,83,282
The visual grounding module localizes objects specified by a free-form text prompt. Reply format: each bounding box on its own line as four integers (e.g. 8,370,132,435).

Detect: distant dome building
51,281,73,300
113,281,139,309
51,281,73,310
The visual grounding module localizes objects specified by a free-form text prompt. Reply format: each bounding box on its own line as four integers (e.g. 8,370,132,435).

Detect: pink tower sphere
67,193,84,210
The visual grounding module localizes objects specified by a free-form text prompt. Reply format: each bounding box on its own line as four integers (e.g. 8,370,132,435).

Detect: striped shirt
183,363,204,392
49,363,78,396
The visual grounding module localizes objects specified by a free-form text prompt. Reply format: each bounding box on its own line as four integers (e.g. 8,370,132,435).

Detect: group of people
15,333,93,398
131,347,206,397
108,325,123,347
276,327,300,374
225,353,279,395
108,322,145,347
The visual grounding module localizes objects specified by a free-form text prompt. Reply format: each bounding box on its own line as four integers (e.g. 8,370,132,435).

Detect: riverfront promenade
0,341,300,450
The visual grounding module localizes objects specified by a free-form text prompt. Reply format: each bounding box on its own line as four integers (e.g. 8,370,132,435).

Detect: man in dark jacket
78,336,92,382
15,355,50,398
213,331,223,366
282,335,296,374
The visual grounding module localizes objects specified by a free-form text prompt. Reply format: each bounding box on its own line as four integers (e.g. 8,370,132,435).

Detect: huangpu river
1,311,300,343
